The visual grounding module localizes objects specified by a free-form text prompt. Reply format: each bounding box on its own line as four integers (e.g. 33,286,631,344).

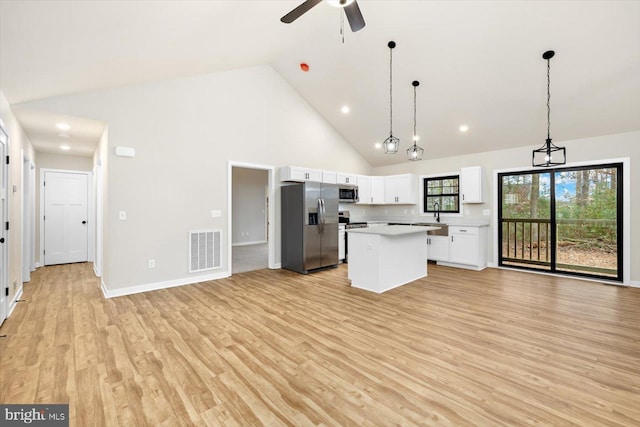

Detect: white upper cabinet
370,176,386,204
460,166,483,203
337,173,357,186
280,166,323,182
384,174,416,204
322,170,338,184
356,175,371,205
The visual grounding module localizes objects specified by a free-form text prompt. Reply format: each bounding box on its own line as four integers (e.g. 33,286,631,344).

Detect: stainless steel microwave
338,186,359,203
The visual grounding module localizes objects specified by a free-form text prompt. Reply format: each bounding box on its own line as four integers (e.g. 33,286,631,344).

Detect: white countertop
347,225,439,236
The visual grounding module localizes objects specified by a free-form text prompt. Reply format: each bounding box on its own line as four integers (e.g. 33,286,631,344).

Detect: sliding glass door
499,163,622,281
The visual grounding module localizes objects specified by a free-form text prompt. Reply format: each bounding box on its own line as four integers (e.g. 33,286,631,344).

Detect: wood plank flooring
1,263,639,426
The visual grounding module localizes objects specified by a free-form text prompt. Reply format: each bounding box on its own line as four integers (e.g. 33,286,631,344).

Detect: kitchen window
423,175,460,214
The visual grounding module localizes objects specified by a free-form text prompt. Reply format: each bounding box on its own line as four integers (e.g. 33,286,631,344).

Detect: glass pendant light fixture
407,80,424,161
383,41,399,154
532,50,566,167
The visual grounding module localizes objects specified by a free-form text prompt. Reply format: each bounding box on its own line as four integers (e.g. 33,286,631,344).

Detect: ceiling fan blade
344,1,365,32
280,0,323,24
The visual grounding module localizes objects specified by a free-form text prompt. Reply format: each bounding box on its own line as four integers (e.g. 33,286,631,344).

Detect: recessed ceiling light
341,105,350,114
374,142,382,149
459,124,469,132
56,122,70,131
60,145,71,151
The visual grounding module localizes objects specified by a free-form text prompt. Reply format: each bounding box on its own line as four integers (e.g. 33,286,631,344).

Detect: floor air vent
189,230,221,273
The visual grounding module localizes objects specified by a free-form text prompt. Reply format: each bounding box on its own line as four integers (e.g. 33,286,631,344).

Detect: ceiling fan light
326,0,355,8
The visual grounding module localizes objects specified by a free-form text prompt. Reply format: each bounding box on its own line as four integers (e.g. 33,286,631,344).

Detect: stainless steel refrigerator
281,182,339,274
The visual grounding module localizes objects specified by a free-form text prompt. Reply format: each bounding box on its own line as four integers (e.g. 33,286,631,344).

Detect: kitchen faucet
433,201,440,223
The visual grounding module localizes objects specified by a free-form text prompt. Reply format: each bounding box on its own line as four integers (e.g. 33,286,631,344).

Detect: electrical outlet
211,210,221,218
119,211,127,220
483,209,490,216
148,259,155,269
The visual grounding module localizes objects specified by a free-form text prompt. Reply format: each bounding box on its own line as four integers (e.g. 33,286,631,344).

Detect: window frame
422,174,461,215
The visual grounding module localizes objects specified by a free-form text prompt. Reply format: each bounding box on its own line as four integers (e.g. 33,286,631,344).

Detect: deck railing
501,218,551,266
501,218,618,275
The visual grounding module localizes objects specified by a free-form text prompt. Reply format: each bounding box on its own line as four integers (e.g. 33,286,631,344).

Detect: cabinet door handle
451,236,454,242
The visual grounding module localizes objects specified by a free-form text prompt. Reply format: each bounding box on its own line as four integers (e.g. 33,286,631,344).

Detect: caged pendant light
407,80,424,161
383,41,399,154
532,50,566,167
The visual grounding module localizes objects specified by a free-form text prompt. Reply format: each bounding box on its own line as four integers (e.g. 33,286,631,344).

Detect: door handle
82,220,87,224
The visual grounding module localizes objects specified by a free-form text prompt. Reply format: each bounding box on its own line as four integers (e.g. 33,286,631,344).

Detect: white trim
94,160,103,277
34,261,42,268
232,240,268,247
39,168,93,266
228,161,277,274
7,286,23,318
272,263,281,269
630,280,640,289
101,271,231,299
493,157,631,285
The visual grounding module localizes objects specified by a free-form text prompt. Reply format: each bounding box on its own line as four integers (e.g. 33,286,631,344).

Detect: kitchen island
347,225,440,293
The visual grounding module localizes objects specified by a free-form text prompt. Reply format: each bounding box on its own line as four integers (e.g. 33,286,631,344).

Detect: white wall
369,131,640,283
232,167,267,245
0,90,37,308
19,65,372,293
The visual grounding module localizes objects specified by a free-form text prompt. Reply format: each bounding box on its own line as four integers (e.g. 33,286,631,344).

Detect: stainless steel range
339,211,368,263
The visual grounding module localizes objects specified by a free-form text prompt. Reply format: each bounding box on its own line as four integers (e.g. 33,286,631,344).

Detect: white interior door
44,171,89,265
0,124,8,325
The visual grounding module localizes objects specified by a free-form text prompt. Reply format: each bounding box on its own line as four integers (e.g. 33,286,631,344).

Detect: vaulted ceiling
1,1,639,165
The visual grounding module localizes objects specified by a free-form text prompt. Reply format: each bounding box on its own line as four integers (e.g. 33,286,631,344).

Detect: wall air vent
189,230,221,273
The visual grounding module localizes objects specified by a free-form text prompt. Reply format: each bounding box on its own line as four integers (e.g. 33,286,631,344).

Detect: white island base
347,225,436,293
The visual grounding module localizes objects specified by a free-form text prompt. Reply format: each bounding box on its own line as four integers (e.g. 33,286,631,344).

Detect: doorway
228,162,276,275
41,169,90,265
0,122,8,325
498,162,623,282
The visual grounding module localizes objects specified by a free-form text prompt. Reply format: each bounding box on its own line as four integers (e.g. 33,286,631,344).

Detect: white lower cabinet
427,235,449,262
440,225,488,270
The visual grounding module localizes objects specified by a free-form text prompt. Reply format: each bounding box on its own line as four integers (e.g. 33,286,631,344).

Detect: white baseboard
630,280,640,288
437,261,487,271
271,263,281,269
8,286,23,318
93,263,101,278
34,262,42,268
101,270,231,299
232,240,268,247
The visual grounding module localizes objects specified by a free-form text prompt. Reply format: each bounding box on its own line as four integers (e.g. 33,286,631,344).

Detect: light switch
211,210,221,218
119,211,127,220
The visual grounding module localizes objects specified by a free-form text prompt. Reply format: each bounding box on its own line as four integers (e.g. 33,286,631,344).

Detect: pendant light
407,80,424,161
383,41,399,154
532,50,566,167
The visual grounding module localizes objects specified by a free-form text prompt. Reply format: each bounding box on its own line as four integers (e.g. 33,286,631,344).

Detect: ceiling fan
280,0,366,32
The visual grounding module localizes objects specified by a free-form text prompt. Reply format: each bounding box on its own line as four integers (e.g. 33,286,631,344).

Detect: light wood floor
1,263,639,426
